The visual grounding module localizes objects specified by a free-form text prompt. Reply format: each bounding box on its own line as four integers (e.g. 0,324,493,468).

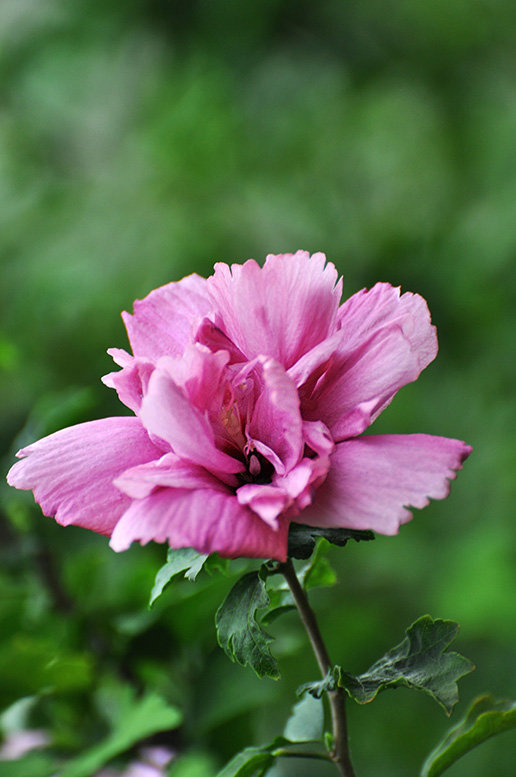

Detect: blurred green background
1,1,515,775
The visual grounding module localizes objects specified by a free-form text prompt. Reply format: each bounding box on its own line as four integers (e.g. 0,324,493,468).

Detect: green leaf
338,615,474,715
261,542,336,626
215,746,275,777
149,548,208,607
421,694,516,777
283,693,324,743
0,754,56,777
299,538,337,591
287,523,374,560
169,752,218,777
216,569,280,679
56,692,182,777
298,667,339,699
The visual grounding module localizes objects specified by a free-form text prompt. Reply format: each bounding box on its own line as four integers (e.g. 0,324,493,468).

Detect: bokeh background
1,1,515,776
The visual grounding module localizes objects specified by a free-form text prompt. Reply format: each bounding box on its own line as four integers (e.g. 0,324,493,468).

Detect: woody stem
280,558,356,777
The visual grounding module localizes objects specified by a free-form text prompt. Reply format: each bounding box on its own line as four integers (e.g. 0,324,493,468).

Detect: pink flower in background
7,252,471,561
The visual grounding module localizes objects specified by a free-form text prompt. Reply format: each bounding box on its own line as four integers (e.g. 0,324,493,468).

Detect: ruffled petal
246,356,303,474
207,251,342,369
122,274,213,360
139,365,244,475
305,324,421,440
6,418,162,534
337,282,438,371
299,434,472,535
110,488,290,560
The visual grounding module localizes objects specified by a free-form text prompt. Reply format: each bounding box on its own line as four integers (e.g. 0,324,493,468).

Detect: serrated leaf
215,746,275,777
56,692,182,777
149,548,208,607
421,694,516,777
287,523,374,560
216,570,280,679
283,693,324,742
338,615,474,715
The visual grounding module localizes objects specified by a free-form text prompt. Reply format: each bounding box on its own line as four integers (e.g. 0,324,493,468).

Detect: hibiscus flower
7,251,471,561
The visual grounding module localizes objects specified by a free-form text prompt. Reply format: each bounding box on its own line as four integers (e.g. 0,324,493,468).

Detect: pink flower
7,252,471,561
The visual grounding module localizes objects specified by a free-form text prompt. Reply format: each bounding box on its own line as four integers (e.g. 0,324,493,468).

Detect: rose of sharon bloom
7,252,471,561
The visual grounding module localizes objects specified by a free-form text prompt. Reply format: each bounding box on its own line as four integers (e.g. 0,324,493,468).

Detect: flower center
237,450,274,486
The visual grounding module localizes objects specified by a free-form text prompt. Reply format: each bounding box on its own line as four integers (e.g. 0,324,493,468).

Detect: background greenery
1,1,515,775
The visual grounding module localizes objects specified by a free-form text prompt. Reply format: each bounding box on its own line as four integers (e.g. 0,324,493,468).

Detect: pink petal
236,483,290,526
7,418,162,534
110,488,290,560
122,274,213,360
305,324,423,440
206,251,342,369
287,330,343,388
302,420,335,456
102,355,155,414
246,357,303,474
158,344,230,413
114,453,234,499
106,347,133,367
299,434,472,535
337,282,438,372
139,366,244,475
194,317,247,364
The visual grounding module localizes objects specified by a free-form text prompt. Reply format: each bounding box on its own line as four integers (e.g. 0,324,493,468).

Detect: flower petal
110,488,290,560
299,434,472,535
6,418,162,534
102,355,155,414
236,483,289,526
158,344,230,413
207,251,342,369
114,453,234,499
337,282,438,371
139,366,244,475
246,357,303,474
122,274,213,360
305,324,421,440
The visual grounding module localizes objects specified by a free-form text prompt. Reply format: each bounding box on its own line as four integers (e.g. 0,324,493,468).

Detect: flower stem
280,558,357,777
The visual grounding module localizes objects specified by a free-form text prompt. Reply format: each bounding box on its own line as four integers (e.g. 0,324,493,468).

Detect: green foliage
149,548,208,607
0,637,93,708
0,755,56,777
262,541,337,625
299,538,337,591
421,695,516,777
56,692,182,777
338,616,475,715
298,668,338,700
1,1,516,774
169,753,219,777
215,746,275,777
283,693,324,743
287,524,375,560
216,569,279,680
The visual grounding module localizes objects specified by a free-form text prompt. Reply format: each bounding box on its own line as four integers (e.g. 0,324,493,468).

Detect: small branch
280,558,356,777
